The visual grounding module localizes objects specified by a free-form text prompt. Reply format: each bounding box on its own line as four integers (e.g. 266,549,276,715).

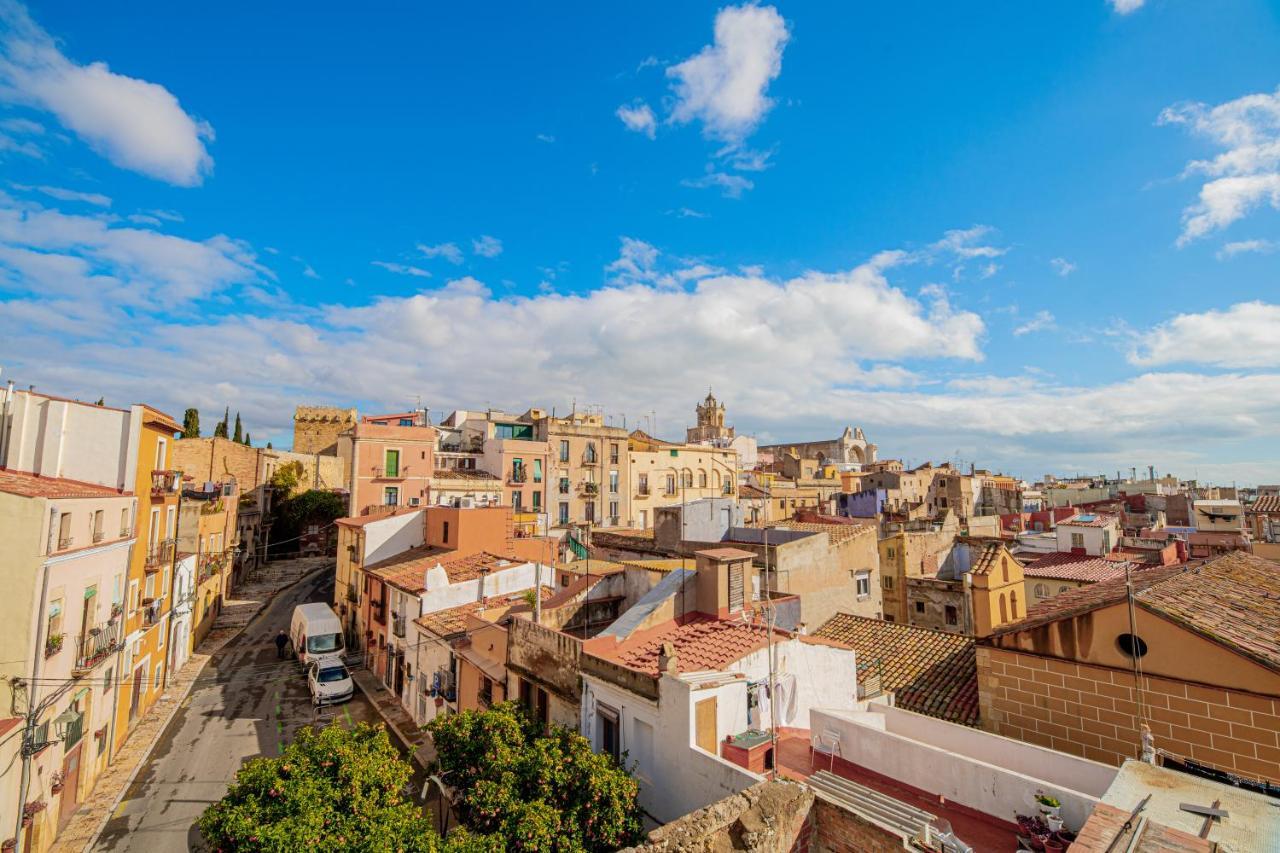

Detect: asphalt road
93,570,386,852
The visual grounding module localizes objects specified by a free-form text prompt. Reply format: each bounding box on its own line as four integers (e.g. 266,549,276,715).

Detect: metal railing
578,482,599,496
372,465,408,479
57,536,74,551
508,468,528,484
92,530,105,543
392,614,406,638
145,539,175,571
74,621,124,673
142,602,160,626
151,470,180,497
370,599,386,625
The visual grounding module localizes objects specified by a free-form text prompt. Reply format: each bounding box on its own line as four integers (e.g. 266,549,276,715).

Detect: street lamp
51,709,78,740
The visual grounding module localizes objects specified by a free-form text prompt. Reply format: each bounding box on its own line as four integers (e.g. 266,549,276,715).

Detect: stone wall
273,449,346,490
174,437,344,492
800,798,907,853
292,404,357,455
977,645,1280,783
622,780,812,853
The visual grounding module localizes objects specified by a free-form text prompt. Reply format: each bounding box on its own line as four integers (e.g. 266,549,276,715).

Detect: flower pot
1046,815,1064,832
1044,840,1065,853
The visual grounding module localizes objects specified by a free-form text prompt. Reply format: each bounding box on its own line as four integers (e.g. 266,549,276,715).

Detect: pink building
338,421,437,515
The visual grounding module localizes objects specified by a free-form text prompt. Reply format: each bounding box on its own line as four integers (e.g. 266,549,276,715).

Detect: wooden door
129,665,145,721
695,697,717,754
59,744,82,825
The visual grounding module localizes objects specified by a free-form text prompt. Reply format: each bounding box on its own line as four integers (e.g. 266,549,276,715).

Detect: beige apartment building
337,419,437,515
627,430,736,529
539,411,629,528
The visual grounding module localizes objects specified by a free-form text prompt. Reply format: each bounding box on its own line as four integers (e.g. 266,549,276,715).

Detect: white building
1054,513,1120,556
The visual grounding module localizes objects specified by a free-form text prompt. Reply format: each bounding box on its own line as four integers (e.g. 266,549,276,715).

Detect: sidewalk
350,666,437,768
51,557,333,853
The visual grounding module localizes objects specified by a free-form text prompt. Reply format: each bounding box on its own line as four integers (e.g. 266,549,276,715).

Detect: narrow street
92,570,387,852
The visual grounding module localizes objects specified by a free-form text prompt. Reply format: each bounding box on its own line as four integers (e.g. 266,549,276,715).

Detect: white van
290,602,345,666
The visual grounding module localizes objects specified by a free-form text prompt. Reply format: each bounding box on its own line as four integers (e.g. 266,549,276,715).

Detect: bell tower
687,389,734,443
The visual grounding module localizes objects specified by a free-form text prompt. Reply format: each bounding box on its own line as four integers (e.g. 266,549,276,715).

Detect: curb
351,671,429,767
74,564,330,853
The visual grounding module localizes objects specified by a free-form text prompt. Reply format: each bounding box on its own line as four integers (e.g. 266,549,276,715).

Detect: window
558,477,570,495
584,502,596,524
384,449,400,477
1010,590,1019,618
665,474,676,495
887,547,896,560
92,510,104,542
512,458,524,481
383,486,399,506
57,512,73,550
558,502,569,524
914,601,925,614
442,521,450,544
1001,557,1009,584
398,418,413,426
698,471,707,488
128,580,140,612
1059,585,1069,594
609,443,619,464
154,662,163,689
1071,532,1084,548
638,473,649,495
512,491,523,510
608,500,618,522
120,507,130,536
998,593,1008,623
584,443,597,464
683,471,693,488
533,459,543,483
47,599,63,644
882,575,894,590
1116,633,1148,658
1034,583,1048,598
479,676,493,707
855,571,871,599
598,704,620,761
155,437,167,469
161,567,170,599
532,491,541,510
559,440,569,462
145,574,156,599
945,605,958,625
166,506,176,537
609,471,619,494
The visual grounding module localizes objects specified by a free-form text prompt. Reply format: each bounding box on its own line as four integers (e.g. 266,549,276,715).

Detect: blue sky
2,0,1279,482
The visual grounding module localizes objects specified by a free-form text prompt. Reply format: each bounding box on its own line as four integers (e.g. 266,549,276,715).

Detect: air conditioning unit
457,497,475,509
409,497,420,506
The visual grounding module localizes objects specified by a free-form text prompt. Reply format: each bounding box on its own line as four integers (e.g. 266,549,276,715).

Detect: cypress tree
214,407,229,439
232,413,243,444
244,431,252,446
182,408,200,438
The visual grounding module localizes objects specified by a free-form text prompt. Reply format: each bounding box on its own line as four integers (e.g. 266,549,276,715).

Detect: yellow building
626,430,737,529
968,543,1026,636
878,516,959,623
112,406,181,754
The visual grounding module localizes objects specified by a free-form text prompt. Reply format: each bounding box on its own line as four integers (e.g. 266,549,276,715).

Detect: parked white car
307,661,354,706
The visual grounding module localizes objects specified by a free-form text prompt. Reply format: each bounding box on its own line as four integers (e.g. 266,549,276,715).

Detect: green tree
182,408,200,438
266,441,273,449
233,412,244,443
199,723,440,852
214,406,230,439
269,459,306,498
244,431,252,446
428,703,644,852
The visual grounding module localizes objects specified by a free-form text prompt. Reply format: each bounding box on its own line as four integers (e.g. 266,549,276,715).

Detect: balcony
142,602,160,626
578,482,599,497
198,552,226,583
636,485,650,497
392,613,406,639
144,540,175,572
371,465,408,480
119,526,133,538
57,536,74,551
507,468,528,485
151,470,180,498
581,451,599,466
370,599,386,625
92,530,105,543
73,620,123,675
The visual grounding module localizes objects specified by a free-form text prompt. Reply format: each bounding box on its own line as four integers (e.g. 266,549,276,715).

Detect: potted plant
44,634,64,657
21,801,46,826
1035,791,1062,818
3,837,16,850
50,771,65,794
1046,813,1064,832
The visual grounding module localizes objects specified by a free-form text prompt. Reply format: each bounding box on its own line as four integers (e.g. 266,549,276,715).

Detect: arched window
683,470,693,488
1010,590,1019,618
698,470,708,489
998,593,1008,623
1001,557,1009,584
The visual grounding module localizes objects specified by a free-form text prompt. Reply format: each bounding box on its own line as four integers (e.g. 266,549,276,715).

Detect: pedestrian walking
275,629,289,659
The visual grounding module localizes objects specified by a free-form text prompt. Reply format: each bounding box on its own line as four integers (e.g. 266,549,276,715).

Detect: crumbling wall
622,780,813,853
292,405,357,455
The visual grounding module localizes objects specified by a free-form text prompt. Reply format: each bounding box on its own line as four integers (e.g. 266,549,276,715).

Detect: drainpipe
0,379,15,467
13,542,56,853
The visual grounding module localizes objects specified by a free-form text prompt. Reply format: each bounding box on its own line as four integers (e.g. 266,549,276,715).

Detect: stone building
759,426,877,470
539,410,630,529
906,540,1025,637
685,390,734,444
173,436,345,494
627,430,736,530
292,404,357,455
878,515,960,623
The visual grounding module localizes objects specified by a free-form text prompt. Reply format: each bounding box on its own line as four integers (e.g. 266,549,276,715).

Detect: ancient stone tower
292,405,357,455
686,390,734,444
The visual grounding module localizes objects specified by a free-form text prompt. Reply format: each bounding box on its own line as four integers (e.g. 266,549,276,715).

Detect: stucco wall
363,511,425,565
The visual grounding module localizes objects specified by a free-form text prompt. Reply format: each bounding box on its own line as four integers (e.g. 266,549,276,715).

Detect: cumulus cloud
416,241,464,264
667,4,789,143
1159,86,1280,245
1013,310,1056,336
1108,0,1145,13
1129,301,1280,368
1217,239,1276,259
371,261,431,278
0,1,214,185
10,182,110,207
472,235,503,258
616,101,657,139
681,169,754,198
1050,257,1076,276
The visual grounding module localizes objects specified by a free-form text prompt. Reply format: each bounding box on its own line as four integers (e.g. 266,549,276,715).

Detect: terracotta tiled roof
597,614,777,675
739,484,770,499
764,521,873,545
366,547,525,592
1059,513,1118,528
432,469,501,481
1249,495,1280,513
0,469,128,499
813,614,979,726
968,542,1009,576
991,553,1280,672
414,587,551,637
1023,552,1139,583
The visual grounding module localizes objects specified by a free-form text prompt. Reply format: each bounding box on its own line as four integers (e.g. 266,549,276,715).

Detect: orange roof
1024,552,1138,583
366,546,526,592
414,587,551,637
591,614,783,676
0,469,129,499
765,520,873,545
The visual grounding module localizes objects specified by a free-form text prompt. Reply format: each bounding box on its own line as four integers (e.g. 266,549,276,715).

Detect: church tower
687,390,734,443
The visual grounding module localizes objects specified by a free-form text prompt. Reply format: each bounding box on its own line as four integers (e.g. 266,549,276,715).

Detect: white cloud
293,256,319,279
416,242,463,264
669,207,709,219
472,235,503,258
616,102,657,139
978,262,999,280
0,116,41,134
535,133,555,143
1159,86,1280,245
127,213,161,226
0,1,214,185
1108,0,1145,13
1050,257,1076,276
371,261,432,278
11,182,110,207
931,225,1008,260
667,4,789,143
1013,310,1055,336
1129,301,1280,368
1217,239,1276,259
636,56,661,72
724,146,775,172
681,169,754,198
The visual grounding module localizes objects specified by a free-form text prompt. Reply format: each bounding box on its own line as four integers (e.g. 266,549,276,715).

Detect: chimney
694,548,756,618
